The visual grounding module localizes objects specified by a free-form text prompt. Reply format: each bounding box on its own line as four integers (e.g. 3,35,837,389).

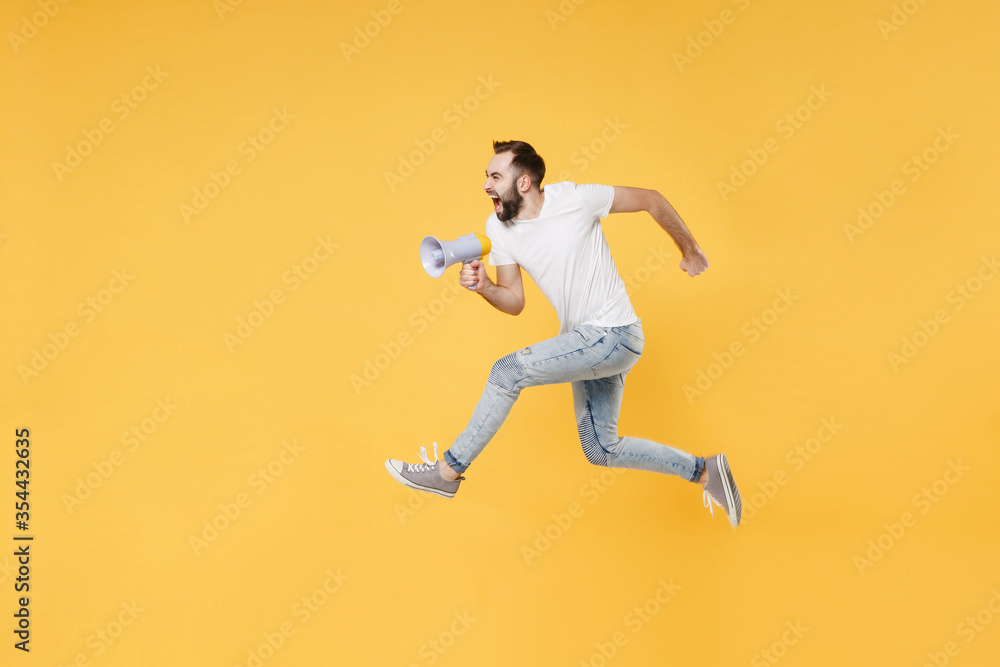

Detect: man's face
483,152,523,222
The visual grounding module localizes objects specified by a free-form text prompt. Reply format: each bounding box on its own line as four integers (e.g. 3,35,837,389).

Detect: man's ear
518,173,531,193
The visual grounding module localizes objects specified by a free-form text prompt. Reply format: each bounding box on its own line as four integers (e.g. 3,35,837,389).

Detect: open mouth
488,194,502,215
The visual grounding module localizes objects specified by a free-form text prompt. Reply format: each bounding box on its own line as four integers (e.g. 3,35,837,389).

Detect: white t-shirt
485,181,638,334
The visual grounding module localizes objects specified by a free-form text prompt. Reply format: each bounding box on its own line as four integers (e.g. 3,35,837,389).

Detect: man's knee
488,352,527,392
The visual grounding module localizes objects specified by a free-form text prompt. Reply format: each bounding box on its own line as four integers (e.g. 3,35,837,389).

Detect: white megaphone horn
419,233,492,289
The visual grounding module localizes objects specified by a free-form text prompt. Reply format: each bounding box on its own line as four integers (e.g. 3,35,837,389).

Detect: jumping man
385,140,742,527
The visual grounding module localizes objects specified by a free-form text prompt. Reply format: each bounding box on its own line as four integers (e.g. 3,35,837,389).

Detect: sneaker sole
384,460,457,499
717,453,741,527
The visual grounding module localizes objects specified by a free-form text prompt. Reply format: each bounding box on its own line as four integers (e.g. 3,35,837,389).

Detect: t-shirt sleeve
575,183,616,219
485,217,515,266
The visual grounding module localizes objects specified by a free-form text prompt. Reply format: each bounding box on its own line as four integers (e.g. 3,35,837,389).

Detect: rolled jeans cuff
443,449,468,475
689,456,705,483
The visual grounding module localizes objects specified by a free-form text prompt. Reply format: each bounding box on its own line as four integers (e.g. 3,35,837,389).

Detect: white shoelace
407,442,439,473
703,489,722,517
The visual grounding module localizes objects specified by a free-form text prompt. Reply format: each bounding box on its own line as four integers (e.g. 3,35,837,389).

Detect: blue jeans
443,320,705,482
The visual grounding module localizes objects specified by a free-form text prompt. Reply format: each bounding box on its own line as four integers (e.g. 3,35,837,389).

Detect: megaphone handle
462,260,477,290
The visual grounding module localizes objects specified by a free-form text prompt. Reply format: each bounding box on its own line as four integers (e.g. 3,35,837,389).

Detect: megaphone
419,233,492,289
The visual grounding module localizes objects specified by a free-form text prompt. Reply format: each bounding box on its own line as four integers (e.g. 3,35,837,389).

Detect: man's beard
496,187,523,223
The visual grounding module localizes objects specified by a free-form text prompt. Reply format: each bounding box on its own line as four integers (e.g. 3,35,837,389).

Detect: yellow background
2,0,999,664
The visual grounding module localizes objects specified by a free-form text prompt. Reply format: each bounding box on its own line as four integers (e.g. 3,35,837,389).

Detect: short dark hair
493,140,545,189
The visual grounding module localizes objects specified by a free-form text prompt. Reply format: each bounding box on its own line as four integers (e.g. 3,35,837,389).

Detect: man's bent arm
466,261,525,315
610,186,709,276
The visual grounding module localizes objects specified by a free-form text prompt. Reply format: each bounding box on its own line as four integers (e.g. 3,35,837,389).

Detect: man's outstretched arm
610,186,709,277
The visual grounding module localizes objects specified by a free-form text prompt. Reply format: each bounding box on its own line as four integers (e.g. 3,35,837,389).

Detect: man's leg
442,325,616,475
572,372,742,525
386,324,623,494
572,376,705,482
569,321,742,526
